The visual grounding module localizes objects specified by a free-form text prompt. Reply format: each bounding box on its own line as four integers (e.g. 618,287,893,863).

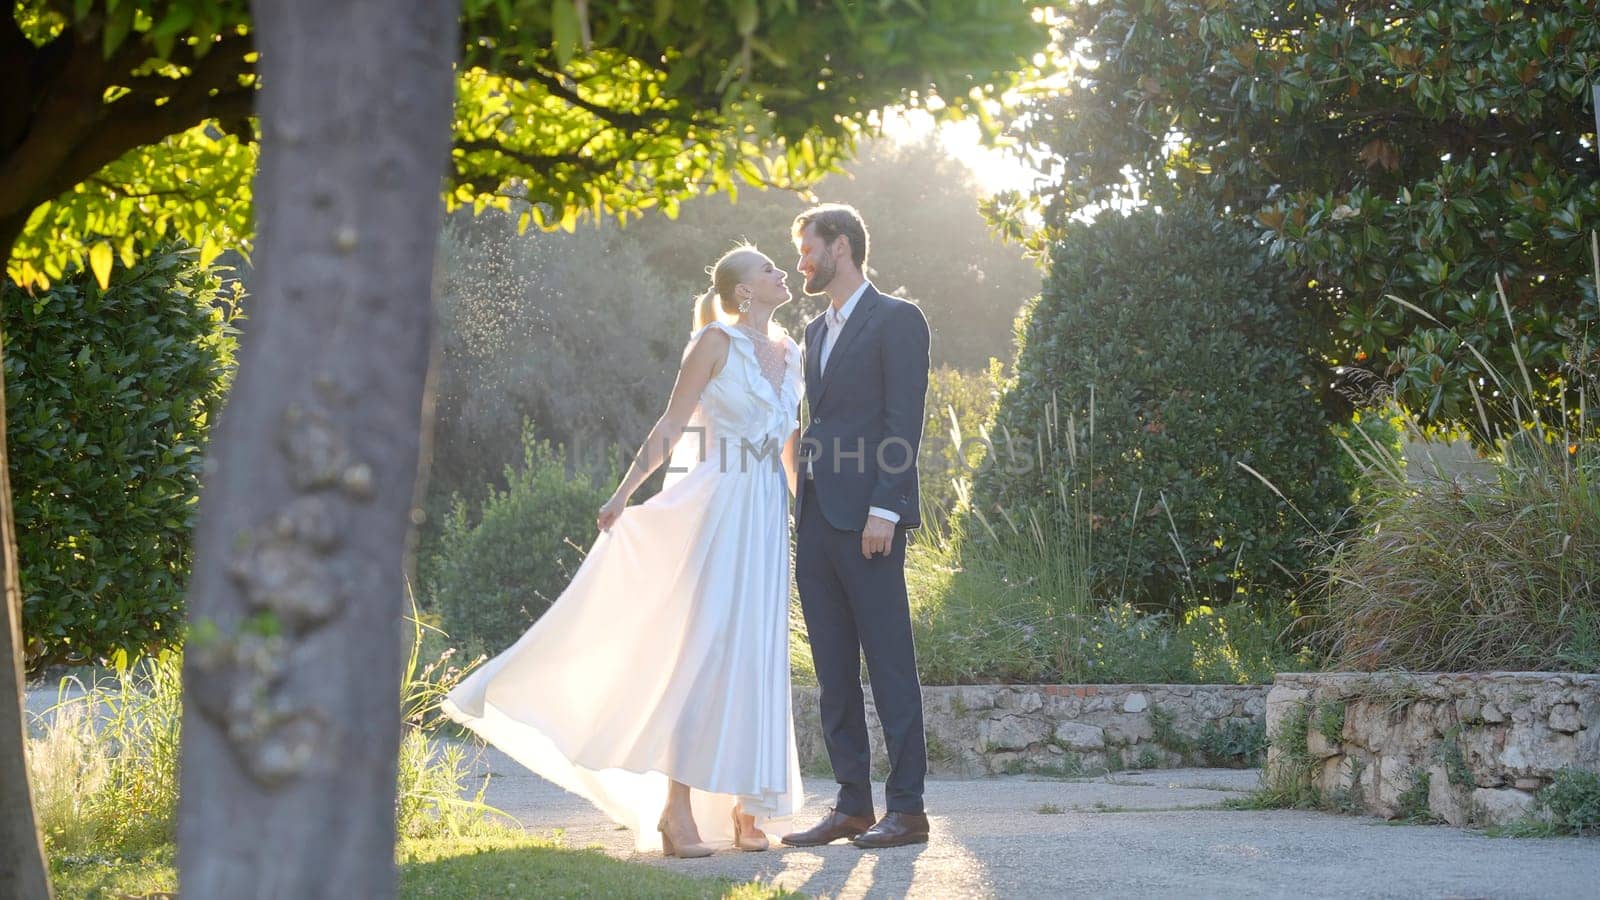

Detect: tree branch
43,86,257,205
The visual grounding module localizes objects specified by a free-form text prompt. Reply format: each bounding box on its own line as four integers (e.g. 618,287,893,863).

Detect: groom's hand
862,515,895,558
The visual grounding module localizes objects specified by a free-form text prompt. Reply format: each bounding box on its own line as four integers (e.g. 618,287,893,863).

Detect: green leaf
551,0,580,66
88,241,114,290
102,1,135,58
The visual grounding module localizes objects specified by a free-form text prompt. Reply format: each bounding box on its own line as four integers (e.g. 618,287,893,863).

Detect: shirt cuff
867,506,900,525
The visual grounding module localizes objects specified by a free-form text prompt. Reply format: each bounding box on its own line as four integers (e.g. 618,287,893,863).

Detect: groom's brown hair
793,203,869,270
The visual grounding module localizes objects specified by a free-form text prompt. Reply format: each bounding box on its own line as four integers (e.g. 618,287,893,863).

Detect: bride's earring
737,295,752,313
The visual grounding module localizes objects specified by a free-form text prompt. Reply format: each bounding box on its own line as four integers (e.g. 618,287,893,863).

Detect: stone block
1017,691,1044,714
1427,764,1471,827
1472,787,1537,827
1375,755,1416,816
1482,702,1506,724
1043,694,1084,718
956,686,996,711
1266,686,1311,742
1503,723,1577,776
1194,691,1234,721
1549,703,1581,734
980,715,1049,752
1341,700,1386,750
1053,721,1106,752
1104,715,1154,746
1577,724,1600,771
1314,756,1347,798
1083,695,1115,713
1306,729,1340,760
1122,692,1149,713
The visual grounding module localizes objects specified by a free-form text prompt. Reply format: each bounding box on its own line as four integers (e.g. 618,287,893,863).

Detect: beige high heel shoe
658,814,713,858
732,805,770,852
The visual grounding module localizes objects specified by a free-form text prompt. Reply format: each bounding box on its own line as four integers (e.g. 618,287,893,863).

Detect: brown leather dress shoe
780,808,876,847
850,811,930,849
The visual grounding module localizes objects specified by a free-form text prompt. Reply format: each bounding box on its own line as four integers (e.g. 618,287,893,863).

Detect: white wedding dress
442,321,805,851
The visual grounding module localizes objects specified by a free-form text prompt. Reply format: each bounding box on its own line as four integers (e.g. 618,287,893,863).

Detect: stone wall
793,684,1269,778
1266,672,1600,826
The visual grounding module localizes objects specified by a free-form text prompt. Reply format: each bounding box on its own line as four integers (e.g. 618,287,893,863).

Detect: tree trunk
0,321,51,898
177,2,457,895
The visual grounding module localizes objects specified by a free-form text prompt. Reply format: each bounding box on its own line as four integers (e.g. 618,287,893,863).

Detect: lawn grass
48,834,800,900
50,846,176,899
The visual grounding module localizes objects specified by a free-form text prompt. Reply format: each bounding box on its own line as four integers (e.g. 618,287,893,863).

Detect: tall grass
25,599,509,861
908,402,1304,685
27,651,181,857
909,502,1302,685
397,600,511,840
1313,247,1600,673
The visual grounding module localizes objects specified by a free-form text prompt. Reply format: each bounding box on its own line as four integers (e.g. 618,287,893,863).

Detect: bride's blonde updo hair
692,243,764,332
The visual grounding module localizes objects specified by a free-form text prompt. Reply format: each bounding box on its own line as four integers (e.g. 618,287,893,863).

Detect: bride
442,244,805,857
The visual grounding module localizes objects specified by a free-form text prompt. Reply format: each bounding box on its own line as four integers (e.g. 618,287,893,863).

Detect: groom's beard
803,257,835,295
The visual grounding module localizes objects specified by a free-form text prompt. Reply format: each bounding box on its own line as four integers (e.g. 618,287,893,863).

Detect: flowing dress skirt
442,436,803,851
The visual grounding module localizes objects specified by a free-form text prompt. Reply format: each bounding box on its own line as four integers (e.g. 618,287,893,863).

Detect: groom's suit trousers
796,487,928,817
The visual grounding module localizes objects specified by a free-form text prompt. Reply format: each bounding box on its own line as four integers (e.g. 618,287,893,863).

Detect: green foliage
1396,769,1438,824
397,606,512,841
449,2,1047,228
1148,705,1189,754
1537,769,1600,837
1438,729,1473,790
906,499,1305,685
3,247,238,671
1195,719,1267,769
399,833,805,899
1314,323,1600,672
974,205,1352,607
428,211,685,503
1315,700,1347,744
51,832,805,899
1278,700,1312,764
1249,698,1327,809
430,425,611,657
28,616,508,864
1148,702,1265,767
7,0,1047,290
1000,0,1600,433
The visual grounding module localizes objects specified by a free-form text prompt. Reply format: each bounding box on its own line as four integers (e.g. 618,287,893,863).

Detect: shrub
1195,719,1267,768
1315,301,1600,672
1317,447,1600,672
430,423,611,656
973,205,1352,608
3,247,239,672
1006,0,1600,433
1539,769,1600,837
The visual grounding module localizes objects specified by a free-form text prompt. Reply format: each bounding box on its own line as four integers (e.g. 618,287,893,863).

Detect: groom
783,204,931,849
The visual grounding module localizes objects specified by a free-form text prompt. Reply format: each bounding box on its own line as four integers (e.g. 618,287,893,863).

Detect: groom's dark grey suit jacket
798,284,931,532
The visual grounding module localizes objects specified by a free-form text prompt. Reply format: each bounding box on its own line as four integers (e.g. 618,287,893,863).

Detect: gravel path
468,746,1600,899
25,686,1598,897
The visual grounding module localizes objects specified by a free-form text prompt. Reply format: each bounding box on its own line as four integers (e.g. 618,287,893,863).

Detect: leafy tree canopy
3,0,1048,289
993,0,1600,434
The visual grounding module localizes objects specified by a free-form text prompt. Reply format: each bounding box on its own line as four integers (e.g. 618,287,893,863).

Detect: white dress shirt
819,280,870,375
815,281,899,526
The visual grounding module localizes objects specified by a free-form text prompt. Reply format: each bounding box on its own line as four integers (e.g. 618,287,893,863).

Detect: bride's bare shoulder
684,323,733,372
